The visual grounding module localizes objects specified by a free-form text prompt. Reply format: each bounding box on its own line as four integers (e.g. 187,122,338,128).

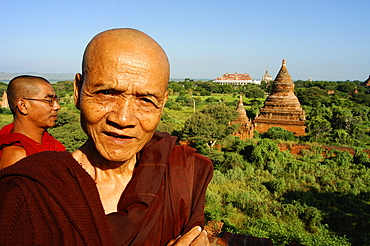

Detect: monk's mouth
104,132,133,139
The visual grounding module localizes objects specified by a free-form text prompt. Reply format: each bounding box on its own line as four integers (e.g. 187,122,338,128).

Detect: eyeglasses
23,96,60,107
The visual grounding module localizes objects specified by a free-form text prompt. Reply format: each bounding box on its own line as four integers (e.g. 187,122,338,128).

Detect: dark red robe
0,122,66,159
0,132,213,246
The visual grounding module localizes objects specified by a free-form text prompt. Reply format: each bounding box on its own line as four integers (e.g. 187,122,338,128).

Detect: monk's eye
97,90,114,95
140,97,159,108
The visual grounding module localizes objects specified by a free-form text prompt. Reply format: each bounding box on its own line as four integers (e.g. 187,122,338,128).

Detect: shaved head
81,28,170,86
7,75,51,113
74,28,171,162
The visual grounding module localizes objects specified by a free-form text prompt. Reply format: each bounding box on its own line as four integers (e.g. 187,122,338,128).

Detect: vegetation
180,104,239,149
0,79,369,245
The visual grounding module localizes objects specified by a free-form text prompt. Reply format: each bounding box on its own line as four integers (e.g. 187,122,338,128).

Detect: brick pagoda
254,59,306,136
230,96,254,139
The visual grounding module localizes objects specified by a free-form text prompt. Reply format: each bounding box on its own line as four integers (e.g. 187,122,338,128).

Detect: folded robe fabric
0,122,66,159
0,132,213,246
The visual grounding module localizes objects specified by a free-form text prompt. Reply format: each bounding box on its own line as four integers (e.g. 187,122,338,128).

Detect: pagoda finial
273,59,292,85
237,95,244,107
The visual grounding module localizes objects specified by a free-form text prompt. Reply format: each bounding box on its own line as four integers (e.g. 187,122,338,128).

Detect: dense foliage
180,104,239,149
203,138,369,246
1,79,369,245
166,79,370,245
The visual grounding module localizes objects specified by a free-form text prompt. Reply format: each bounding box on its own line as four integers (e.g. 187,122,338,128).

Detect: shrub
262,127,296,141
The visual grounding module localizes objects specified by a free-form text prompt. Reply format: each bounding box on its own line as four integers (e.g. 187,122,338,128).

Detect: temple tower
230,96,254,139
261,67,273,83
254,59,306,136
0,91,8,108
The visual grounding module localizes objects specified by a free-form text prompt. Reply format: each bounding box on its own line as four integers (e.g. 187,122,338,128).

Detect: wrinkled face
26,82,60,129
75,50,168,162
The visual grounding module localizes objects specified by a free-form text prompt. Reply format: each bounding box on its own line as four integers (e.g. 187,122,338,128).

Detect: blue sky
0,0,369,81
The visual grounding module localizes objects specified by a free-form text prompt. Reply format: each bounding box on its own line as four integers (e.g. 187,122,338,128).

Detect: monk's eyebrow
136,92,158,97
45,94,57,98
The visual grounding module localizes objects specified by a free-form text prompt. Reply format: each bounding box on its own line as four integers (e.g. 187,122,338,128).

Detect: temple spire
254,59,306,136
230,95,253,139
274,58,292,85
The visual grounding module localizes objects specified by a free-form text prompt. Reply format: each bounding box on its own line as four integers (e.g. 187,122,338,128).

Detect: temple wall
254,122,306,136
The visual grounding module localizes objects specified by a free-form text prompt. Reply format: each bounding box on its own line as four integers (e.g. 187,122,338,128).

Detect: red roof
216,72,252,80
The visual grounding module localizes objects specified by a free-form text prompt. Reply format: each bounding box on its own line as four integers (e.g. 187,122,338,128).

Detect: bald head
7,75,51,113
81,28,170,86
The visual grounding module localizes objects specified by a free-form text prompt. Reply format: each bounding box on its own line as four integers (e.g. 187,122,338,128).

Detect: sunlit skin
72,29,169,214
72,29,208,245
18,82,61,133
76,53,168,164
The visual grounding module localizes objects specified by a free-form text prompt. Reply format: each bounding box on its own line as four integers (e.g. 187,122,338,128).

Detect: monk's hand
167,226,209,246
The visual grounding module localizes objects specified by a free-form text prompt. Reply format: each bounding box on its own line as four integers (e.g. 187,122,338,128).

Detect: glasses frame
23,96,60,107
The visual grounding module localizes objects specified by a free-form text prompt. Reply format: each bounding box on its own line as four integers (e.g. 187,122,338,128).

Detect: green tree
197,82,218,93
245,87,265,99
306,116,332,143
175,95,193,107
349,123,370,147
337,81,357,94
296,87,330,106
180,104,238,148
331,107,357,131
350,93,370,107
49,109,87,151
249,139,284,170
332,129,353,145
52,80,74,97
168,82,185,93
262,127,295,141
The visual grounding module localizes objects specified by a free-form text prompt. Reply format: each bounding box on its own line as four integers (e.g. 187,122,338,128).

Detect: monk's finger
190,230,209,246
167,235,181,246
174,226,202,245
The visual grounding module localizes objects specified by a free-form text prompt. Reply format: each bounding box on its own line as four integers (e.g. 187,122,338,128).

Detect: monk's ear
73,73,83,110
163,91,168,108
16,99,28,115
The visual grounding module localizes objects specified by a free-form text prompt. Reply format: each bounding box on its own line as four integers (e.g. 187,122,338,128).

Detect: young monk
0,75,65,169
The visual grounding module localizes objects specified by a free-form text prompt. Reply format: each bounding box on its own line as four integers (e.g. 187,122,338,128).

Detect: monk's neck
72,141,136,180
12,120,45,144
72,141,137,214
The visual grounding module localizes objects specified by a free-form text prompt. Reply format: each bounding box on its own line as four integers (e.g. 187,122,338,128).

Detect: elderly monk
0,75,65,169
0,29,213,246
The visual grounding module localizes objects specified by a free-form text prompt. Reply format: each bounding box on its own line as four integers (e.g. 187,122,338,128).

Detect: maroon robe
0,122,66,159
0,132,213,246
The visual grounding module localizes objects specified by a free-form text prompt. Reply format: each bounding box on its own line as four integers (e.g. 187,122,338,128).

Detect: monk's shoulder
0,145,26,169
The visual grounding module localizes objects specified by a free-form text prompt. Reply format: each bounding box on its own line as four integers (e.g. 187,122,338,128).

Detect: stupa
362,75,370,87
0,91,8,108
254,59,306,136
261,67,273,83
230,96,254,139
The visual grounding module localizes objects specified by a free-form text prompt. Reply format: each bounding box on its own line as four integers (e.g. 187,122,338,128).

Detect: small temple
230,96,254,139
261,67,273,83
253,59,306,136
0,91,8,108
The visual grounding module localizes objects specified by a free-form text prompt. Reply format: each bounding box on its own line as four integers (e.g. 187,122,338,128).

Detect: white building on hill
212,72,261,85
